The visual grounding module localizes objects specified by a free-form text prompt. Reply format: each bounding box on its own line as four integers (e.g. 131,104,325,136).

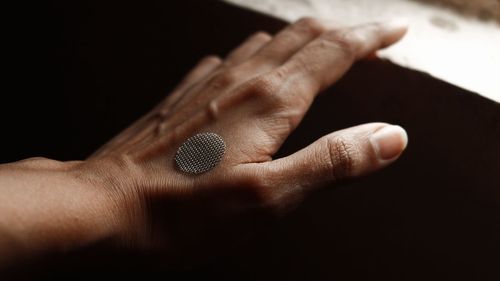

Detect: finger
225,32,272,66
264,123,408,190
94,56,222,156
175,55,222,93
281,20,408,95
164,31,271,114
168,18,327,118
162,55,222,110
249,17,329,68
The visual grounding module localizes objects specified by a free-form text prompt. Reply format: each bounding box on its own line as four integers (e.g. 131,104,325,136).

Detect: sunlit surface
226,0,500,102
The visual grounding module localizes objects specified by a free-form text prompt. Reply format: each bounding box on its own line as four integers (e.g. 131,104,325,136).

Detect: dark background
3,0,500,280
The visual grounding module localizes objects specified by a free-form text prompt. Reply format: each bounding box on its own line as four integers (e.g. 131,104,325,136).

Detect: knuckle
252,31,272,42
208,69,238,89
202,55,222,65
295,17,327,36
325,136,358,180
204,99,220,121
242,73,284,104
322,30,358,59
251,76,278,96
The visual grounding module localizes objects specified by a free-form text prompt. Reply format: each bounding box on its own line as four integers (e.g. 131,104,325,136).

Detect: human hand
77,18,409,262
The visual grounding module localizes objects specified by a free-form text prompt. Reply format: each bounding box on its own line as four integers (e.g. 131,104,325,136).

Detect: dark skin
0,18,408,268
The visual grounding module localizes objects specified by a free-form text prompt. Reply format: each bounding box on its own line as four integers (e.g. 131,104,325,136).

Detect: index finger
280,20,408,95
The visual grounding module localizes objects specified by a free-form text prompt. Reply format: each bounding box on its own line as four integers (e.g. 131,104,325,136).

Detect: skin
0,18,409,268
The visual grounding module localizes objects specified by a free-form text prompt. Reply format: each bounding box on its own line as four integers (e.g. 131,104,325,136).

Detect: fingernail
370,125,408,161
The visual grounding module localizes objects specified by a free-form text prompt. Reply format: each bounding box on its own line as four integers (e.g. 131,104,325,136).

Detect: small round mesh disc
174,132,226,174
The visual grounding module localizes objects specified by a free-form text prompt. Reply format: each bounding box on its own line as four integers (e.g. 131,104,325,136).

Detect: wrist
70,156,148,250
0,158,133,260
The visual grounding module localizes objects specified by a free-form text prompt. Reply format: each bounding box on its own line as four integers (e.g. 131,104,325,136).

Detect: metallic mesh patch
174,132,226,174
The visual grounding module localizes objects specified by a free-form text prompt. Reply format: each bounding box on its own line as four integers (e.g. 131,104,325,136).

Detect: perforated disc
174,132,226,174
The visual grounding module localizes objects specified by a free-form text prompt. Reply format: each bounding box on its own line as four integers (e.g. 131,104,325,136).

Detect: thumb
267,123,408,190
